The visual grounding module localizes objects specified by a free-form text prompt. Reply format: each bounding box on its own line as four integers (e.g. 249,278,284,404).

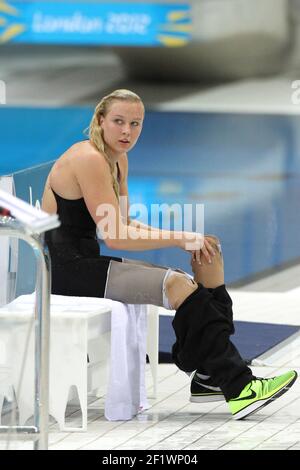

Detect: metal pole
0,217,51,450
33,233,51,450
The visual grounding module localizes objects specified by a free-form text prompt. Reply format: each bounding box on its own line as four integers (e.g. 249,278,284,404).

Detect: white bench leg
0,393,5,425
50,321,88,432
0,386,17,426
52,386,87,433
147,305,159,398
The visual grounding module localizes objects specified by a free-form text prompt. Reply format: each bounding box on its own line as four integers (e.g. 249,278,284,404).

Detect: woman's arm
74,151,193,251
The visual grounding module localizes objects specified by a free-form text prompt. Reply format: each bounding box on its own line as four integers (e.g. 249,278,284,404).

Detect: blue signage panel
0,1,191,46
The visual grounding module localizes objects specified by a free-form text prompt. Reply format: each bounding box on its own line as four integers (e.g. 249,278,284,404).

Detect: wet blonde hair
88,89,144,199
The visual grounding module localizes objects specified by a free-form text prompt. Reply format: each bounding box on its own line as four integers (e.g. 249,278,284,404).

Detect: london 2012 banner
0,1,191,46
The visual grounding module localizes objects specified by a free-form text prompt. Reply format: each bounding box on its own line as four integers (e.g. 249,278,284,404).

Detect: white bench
0,295,159,432
0,297,111,432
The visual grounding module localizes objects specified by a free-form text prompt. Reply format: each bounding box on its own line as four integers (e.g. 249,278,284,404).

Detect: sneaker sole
190,394,224,403
232,371,298,420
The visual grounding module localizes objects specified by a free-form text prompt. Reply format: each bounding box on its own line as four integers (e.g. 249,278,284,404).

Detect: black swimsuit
45,189,121,297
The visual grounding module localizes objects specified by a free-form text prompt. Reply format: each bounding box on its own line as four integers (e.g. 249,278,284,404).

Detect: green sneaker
228,370,298,420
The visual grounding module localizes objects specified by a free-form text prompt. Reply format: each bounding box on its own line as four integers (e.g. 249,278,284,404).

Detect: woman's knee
164,272,198,310
191,234,224,288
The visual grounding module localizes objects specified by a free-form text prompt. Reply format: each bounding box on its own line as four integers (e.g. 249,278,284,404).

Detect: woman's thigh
104,257,171,306
52,254,184,307
51,254,121,298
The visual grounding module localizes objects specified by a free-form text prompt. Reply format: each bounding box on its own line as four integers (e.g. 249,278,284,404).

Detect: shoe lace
253,376,274,393
254,376,268,383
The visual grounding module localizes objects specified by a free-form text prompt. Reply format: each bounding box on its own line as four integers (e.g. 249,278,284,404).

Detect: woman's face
99,100,144,156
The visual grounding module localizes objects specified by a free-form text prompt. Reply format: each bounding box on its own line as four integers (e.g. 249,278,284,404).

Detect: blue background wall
1,106,300,294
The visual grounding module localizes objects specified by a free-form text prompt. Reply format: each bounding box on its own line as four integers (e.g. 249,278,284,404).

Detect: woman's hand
177,232,215,264
192,236,216,264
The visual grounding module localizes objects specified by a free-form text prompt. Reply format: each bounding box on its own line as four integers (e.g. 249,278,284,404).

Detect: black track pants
172,284,254,400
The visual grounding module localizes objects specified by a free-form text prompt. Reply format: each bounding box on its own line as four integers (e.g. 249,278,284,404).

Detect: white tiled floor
1,264,300,451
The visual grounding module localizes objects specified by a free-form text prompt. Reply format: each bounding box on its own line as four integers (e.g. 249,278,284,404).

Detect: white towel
104,302,150,421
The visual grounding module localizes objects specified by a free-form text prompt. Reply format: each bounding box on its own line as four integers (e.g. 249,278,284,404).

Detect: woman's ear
98,114,104,127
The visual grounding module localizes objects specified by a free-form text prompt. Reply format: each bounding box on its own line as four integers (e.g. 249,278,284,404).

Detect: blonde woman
42,89,297,420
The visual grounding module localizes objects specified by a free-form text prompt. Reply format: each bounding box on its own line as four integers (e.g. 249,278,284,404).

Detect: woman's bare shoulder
69,140,99,158
50,141,105,184
71,141,109,177
68,141,102,164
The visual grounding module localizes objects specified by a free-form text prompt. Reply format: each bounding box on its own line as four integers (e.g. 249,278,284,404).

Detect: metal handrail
0,216,51,450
